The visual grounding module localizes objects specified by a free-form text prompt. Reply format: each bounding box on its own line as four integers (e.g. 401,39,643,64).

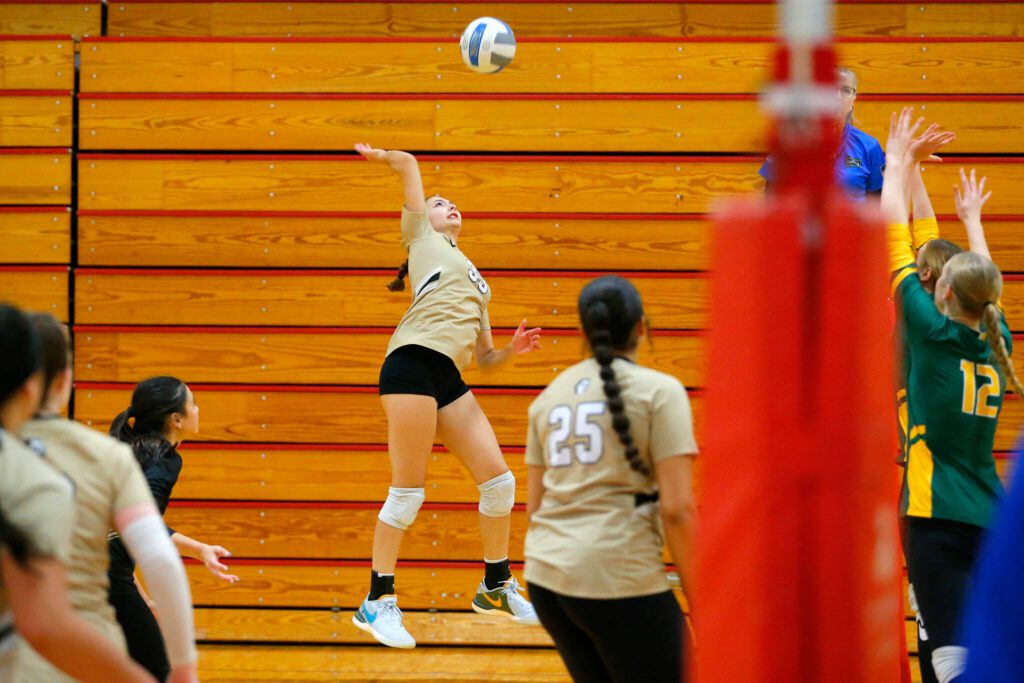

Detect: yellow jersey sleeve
912,217,940,251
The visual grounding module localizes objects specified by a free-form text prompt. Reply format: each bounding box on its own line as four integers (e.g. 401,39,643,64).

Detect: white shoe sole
471,601,540,626
352,614,416,649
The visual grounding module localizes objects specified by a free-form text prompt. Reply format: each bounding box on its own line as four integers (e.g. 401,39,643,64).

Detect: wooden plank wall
5,3,1024,680
0,36,73,319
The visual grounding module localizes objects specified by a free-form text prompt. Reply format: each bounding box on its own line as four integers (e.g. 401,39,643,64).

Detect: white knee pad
932,645,967,683
378,486,425,530
478,471,515,517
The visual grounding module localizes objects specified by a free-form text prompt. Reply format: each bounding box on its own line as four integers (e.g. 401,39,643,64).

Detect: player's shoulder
29,418,135,466
621,362,687,398
530,359,597,413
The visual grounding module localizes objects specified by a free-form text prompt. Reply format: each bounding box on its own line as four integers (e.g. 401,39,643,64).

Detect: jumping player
524,275,698,683
884,108,1022,683
351,144,542,649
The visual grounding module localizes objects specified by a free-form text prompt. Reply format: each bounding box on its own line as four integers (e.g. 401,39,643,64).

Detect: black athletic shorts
379,344,471,408
905,516,985,652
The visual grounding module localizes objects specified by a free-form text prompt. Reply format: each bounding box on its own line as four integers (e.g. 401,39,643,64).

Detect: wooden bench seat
0,148,70,204
75,212,1024,272
78,38,1024,95
73,383,1024,452
77,95,1024,155
0,208,70,263
195,608,555,647
0,3,100,39
171,446,530,504
197,643,571,682
77,212,709,270
0,37,74,90
73,270,709,330
166,502,529,562
151,445,1015,505
102,2,1024,40
0,266,68,319
76,154,1024,216
0,90,72,147
72,327,707,388
73,383,704,447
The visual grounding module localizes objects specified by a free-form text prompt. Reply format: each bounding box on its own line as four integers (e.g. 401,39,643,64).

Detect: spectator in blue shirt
760,67,885,200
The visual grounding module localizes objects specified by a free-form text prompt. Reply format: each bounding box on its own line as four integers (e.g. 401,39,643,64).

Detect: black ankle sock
369,570,395,600
484,558,511,590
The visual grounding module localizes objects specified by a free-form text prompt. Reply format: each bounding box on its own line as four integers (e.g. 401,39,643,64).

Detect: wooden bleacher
0,2,100,39
75,153,1024,214
79,37,1024,95
0,147,70,204
102,2,1024,39
1,2,1019,680
0,36,74,89
0,265,69,320
0,207,70,263
76,212,710,269
0,90,72,147
72,327,708,387
73,268,709,328
77,93,1024,153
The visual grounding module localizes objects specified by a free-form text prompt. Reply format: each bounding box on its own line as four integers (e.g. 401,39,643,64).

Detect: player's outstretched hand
354,143,388,162
954,167,991,227
200,544,240,584
510,319,542,355
908,123,956,164
885,107,924,167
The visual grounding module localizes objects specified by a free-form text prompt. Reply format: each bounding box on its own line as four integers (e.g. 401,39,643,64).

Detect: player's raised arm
354,144,425,213
955,167,993,262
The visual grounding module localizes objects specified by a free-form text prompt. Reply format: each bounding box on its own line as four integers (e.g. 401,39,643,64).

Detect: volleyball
459,17,516,74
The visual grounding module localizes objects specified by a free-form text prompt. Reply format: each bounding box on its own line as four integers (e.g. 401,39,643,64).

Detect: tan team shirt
524,359,697,599
0,430,73,682
15,418,155,681
385,208,492,372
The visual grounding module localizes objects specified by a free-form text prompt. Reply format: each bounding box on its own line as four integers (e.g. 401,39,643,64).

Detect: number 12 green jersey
892,266,1010,528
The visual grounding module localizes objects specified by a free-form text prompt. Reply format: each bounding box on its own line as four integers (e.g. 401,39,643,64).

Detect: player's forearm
910,165,936,222
661,511,696,599
964,219,992,261
171,531,207,559
477,343,514,370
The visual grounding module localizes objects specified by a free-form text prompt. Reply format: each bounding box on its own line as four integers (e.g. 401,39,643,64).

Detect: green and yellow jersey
895,217,940,466
890,223,1010,528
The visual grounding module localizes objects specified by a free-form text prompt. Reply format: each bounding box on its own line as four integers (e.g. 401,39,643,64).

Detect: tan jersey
524,358,697,599
0,430,73,682
386,208,492,372
15,418,154,681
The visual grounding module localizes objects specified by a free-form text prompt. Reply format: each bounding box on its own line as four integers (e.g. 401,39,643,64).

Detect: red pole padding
695,189,903,682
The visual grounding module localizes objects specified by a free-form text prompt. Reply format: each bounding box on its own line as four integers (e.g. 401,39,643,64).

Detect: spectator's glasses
838,86,857,99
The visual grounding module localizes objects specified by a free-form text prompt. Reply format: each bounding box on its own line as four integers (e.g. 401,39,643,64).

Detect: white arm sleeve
120,512,198,668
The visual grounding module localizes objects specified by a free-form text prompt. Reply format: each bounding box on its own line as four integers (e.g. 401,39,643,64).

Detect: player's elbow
659,497,697,528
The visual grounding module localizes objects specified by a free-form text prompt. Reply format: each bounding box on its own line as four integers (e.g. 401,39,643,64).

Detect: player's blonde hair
918,239,962,289
944,252,1024,395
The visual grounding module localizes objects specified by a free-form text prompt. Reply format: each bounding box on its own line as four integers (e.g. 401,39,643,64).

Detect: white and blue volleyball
459,17,516,74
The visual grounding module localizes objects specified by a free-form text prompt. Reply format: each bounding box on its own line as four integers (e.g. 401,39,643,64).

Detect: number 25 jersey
524,358,697,599
386,208,492,372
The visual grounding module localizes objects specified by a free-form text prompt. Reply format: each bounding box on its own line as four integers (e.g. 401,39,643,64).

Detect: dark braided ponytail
388,260,409,292
579,276,648,476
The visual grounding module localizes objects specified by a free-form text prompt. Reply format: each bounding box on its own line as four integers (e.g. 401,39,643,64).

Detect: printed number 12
960,360,1000,419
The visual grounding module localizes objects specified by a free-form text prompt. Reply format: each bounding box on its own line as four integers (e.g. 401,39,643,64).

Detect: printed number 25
547,402,607,467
